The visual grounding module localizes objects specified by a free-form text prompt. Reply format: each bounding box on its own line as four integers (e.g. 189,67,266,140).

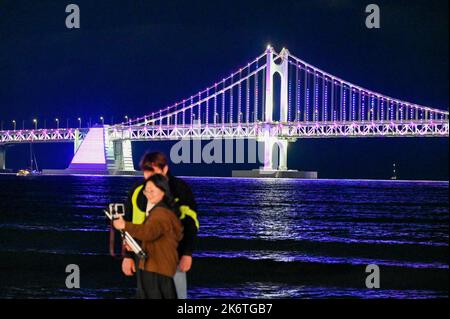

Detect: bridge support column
105,140,134,171
262,137,288,171
43,127,136,175
105,129,135,173
234,135,314,178
0,146,5,170
278,139,288,171
74,128,82,154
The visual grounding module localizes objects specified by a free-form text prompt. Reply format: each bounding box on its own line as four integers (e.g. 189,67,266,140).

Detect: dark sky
0,0,448,179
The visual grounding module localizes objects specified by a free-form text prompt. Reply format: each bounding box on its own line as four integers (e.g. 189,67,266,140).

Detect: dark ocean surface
0,175,448,299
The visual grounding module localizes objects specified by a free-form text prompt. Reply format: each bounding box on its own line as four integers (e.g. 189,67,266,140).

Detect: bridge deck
0,121,448,145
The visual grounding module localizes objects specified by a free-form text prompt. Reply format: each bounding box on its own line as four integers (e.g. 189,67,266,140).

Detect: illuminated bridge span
0,46,448,173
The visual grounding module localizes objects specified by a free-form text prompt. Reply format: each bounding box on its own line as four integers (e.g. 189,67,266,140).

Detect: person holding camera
113,174,183,299
122,151,199,299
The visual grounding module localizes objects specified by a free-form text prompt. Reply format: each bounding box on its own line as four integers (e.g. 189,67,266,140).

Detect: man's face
143,165,167,179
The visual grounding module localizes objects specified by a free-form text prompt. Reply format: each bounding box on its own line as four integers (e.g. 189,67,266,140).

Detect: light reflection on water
2,284,447,299
0,175,448,298
193,177,448,245
1,175,447,245
195,251,449,269
189,283,448,299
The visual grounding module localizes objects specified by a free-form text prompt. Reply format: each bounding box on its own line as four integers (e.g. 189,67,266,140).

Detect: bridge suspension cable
286,52,449,124
120,51,268,128
2,47,448,146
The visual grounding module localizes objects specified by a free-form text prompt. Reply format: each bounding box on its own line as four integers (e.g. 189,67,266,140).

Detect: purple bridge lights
0,46,448,176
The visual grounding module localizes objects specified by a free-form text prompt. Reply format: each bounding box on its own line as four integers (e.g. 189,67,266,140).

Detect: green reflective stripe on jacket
131,185,146,224
179,205,200,230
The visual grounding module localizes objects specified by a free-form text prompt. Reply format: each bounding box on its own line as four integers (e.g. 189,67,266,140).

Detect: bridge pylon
262,45,293,171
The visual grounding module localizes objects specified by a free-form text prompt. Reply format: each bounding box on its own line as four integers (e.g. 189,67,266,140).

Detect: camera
108,203,125,220
104,203,147,260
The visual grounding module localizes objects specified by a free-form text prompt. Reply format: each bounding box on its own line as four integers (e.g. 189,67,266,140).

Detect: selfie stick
104,203,147,260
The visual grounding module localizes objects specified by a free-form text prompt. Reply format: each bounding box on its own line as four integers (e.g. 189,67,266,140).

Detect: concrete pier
232,169,318,179
42,169,141,176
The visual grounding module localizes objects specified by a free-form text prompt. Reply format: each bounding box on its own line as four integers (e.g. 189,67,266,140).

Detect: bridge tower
261,45,292,171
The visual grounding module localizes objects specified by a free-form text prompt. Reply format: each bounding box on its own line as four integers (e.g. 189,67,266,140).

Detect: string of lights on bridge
0,116,134,131
0,46,448,144
114,46,448,129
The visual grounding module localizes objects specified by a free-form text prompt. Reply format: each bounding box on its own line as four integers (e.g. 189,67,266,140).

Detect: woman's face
143,181,165,204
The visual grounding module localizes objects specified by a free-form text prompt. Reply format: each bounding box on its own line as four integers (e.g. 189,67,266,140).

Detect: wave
194,251,449,269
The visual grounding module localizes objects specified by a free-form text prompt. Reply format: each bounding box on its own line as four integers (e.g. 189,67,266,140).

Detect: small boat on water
390,163,397,180
16,169,41,176
16,143,41,176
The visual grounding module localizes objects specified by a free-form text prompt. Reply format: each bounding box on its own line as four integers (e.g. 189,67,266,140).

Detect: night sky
0,0,448,179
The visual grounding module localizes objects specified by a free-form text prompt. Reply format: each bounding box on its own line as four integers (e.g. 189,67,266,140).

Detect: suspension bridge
0,46,448,176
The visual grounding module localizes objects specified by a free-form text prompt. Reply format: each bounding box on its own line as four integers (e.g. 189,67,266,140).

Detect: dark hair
143,174,179,216
139,151,168,172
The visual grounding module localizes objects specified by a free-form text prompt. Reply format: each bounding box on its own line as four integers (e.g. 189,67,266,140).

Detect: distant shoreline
0,172,448,183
